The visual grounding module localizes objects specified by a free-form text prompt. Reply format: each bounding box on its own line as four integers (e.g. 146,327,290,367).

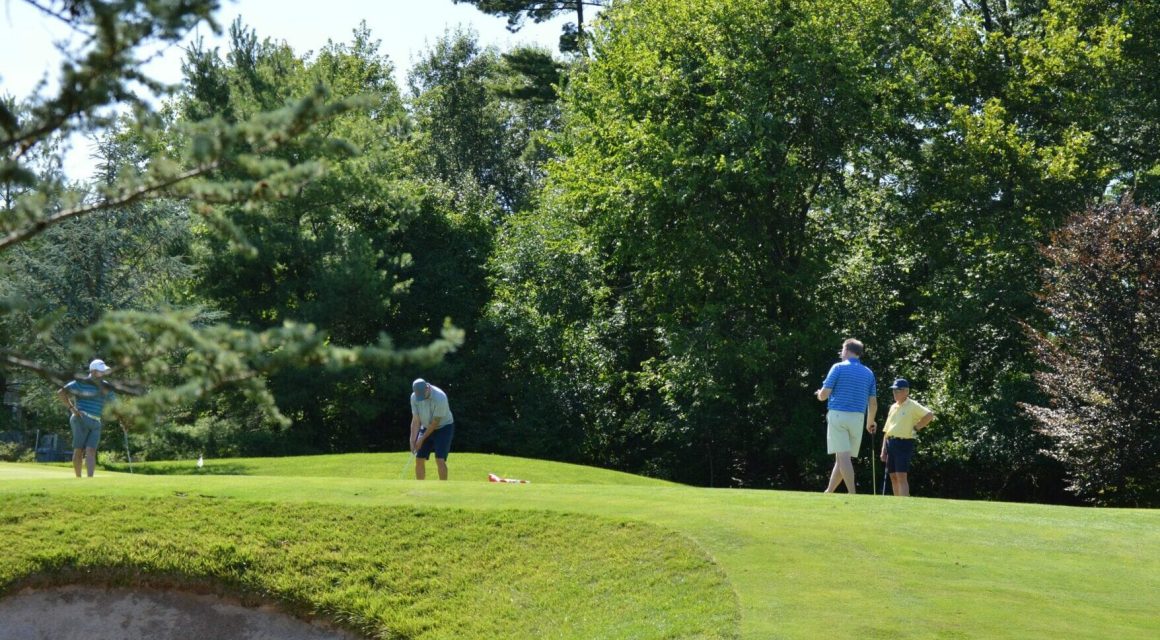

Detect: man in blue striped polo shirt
58,359,116,478
814,339,878,493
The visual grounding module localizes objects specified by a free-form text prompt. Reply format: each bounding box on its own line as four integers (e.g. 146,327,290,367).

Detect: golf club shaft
881,448,889,495
123,430,133,474
399,426,426,479
399,451,416,479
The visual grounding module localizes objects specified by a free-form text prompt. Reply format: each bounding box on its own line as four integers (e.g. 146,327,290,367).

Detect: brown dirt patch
0,585,364,640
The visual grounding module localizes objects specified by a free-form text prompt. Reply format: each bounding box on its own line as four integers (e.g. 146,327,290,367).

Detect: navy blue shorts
885,437,915,473
416,423,454,460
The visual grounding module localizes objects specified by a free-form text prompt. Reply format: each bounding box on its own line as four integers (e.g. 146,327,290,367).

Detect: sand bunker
0,585,362,640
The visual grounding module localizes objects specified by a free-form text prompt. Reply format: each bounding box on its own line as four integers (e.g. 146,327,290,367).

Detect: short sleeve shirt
63,378,114,418
821,358,876,413
410,385,453,428
883,398,932,439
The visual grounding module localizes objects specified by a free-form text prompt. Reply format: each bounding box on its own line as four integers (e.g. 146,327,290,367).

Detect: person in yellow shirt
879,378,934,497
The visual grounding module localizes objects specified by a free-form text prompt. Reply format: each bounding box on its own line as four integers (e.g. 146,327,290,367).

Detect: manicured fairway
101,452,675,486
2,456,1157,639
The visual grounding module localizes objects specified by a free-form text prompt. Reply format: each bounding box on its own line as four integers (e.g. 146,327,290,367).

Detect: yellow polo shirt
883,398,932,439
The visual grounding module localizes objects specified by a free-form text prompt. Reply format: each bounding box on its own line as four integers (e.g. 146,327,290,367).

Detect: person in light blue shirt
409,378,455,480
57,359,116,478
814,339,877,493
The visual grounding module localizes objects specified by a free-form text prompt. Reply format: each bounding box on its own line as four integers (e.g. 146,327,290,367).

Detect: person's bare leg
824,462,842,493
889,472,900,496
896,472,910,497
435,458,448,481
414,458,426,480
73,449,83,477
836,451,856,493
85,447,96,477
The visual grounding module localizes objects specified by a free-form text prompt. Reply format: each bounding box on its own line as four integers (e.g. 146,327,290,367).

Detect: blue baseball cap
412,378,429,399
890,378,910,390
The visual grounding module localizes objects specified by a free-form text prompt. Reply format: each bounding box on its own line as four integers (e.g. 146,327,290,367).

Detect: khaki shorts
827,410,864,456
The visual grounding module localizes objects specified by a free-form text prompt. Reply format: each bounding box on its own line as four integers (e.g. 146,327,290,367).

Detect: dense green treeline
487,0,1159,504
2,0,1157,505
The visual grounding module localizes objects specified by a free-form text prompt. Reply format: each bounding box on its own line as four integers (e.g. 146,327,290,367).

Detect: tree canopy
1,1,460,435
452,0,610,52
4,0,1157,505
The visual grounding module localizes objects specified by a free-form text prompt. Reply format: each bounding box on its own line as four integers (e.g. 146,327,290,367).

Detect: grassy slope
2,456,1158,640
1,494,731,640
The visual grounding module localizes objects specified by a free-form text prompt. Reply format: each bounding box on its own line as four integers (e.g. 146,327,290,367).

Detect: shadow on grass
103,463,254,476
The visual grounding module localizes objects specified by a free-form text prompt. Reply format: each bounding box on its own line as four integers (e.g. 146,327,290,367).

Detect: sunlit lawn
2,455,1157,639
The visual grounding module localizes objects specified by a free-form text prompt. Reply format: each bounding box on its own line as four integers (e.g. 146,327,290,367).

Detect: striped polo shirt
64,378,115,419
821,358,876,413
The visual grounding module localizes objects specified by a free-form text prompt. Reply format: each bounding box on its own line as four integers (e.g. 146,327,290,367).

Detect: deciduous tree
1025,198,1160,506
492,0,901,484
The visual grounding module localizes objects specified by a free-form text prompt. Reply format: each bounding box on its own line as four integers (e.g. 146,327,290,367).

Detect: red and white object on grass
488,473,530,484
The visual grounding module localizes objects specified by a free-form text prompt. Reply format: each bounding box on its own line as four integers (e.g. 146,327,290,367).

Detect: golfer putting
408,378,455,480
815,339,877,494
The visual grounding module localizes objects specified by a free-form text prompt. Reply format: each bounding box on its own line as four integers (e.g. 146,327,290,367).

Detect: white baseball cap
89,359,111,372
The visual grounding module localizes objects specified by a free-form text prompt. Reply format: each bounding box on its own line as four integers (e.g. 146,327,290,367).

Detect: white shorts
827,410,864,456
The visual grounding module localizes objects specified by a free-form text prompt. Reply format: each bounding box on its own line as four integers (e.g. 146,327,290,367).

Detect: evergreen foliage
1,2,460,438
452,0,610,53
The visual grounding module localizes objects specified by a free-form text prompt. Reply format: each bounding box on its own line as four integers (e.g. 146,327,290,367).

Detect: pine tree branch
0,350,143,394
0,351,70,383
21,0,83,28
0,162,218,252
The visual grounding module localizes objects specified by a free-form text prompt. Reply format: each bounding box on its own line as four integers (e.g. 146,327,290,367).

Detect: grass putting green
2,454,1158,640
99,452,675,486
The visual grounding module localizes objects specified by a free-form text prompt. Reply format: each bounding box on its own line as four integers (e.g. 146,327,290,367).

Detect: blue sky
1,0,592,178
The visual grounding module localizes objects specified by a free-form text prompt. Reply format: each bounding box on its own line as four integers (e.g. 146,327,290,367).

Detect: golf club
122,428,133,474
881,449,890,495
398,426,426,479
870,429,876,496
398,451,416,479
